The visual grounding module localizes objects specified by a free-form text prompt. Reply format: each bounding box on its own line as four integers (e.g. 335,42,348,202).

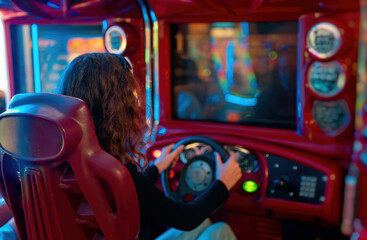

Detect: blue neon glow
226,40,234,88
345,175,357,185
157,127,167,136
351,232,360,240
46,2,61,9
241,22,250,38
225,94,257,106
0,17,9,94
102,20,108,32
296,21,302,135
31,24,41,93
150,9,160,126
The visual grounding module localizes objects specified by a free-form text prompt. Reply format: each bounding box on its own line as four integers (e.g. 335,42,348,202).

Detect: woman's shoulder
125,163,159,183
125,163,138,170
125,163,141,177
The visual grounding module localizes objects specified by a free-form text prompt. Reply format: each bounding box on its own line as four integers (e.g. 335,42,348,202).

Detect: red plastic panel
149,0,359,22
9,0,142,19
298,12,360,160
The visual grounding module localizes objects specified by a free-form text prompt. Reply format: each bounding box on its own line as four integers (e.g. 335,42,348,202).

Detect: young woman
60,53,242,240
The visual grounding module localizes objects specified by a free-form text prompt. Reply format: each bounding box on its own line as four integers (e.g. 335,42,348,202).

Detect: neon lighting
269,51,278,60
102,20,108,32
360,151,367,166
152,149,162,158
239,23,258,95
226,111,241,122
211,37,227,94
226,40,234,87
225,94,257,106
0,14,9,95
169,169,175,179
157,127,167,136
137,0,152,124
46,2,61,9
241,22,249,37
31,24,42,93
211,22,258,103
242,180,258,193
345,175,357,185
151,11,160,127
66,37,104,62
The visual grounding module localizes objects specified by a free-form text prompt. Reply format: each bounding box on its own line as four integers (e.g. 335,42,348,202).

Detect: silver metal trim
136,0,154,140
150,7,160,134
137,0,160,141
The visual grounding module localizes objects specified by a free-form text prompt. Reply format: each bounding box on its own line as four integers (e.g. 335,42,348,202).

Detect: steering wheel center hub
162,136,228,201
185,160,213,192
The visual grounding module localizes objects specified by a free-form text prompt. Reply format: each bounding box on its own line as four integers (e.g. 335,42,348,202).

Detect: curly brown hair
60,53,148,170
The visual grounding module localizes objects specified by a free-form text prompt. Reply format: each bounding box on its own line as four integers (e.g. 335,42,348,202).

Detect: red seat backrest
0,93,140,240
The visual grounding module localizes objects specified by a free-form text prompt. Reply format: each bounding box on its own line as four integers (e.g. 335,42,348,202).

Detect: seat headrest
0,93,92,161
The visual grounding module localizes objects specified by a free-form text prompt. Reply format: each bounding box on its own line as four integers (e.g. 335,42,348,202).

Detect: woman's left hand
154,144,185,174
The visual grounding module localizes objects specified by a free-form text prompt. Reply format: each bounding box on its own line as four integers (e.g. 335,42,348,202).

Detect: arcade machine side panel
341,1,367,239
298,12,360,164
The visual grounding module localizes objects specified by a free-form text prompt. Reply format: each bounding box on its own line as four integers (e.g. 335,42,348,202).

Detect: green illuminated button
242,180,258,193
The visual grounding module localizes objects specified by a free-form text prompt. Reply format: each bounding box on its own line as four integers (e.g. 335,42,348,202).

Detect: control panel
265,154,327,204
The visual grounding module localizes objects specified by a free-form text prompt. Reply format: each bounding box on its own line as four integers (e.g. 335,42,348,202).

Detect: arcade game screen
37,25,104,93
172,22,298,129
10,24,104,94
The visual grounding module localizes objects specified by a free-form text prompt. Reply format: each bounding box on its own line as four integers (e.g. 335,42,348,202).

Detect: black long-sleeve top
125,164,230,240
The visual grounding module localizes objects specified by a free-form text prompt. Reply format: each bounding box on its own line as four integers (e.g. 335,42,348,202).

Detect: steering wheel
161,136,229,202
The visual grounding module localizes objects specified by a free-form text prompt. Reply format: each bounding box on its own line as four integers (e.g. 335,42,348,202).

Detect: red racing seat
0,93,140,240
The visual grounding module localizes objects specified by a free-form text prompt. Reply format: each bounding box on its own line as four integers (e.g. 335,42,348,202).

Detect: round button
274,177,288,190
308,61,346,98
312,100,350,135
243,180,259,193
104,25,127,54
307,22,341,59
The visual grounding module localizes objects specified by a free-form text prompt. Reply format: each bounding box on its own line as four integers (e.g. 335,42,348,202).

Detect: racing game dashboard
178,141,327,205
153,136,341,225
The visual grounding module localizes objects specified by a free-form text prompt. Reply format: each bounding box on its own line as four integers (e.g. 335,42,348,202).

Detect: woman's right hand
215,152,242,191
